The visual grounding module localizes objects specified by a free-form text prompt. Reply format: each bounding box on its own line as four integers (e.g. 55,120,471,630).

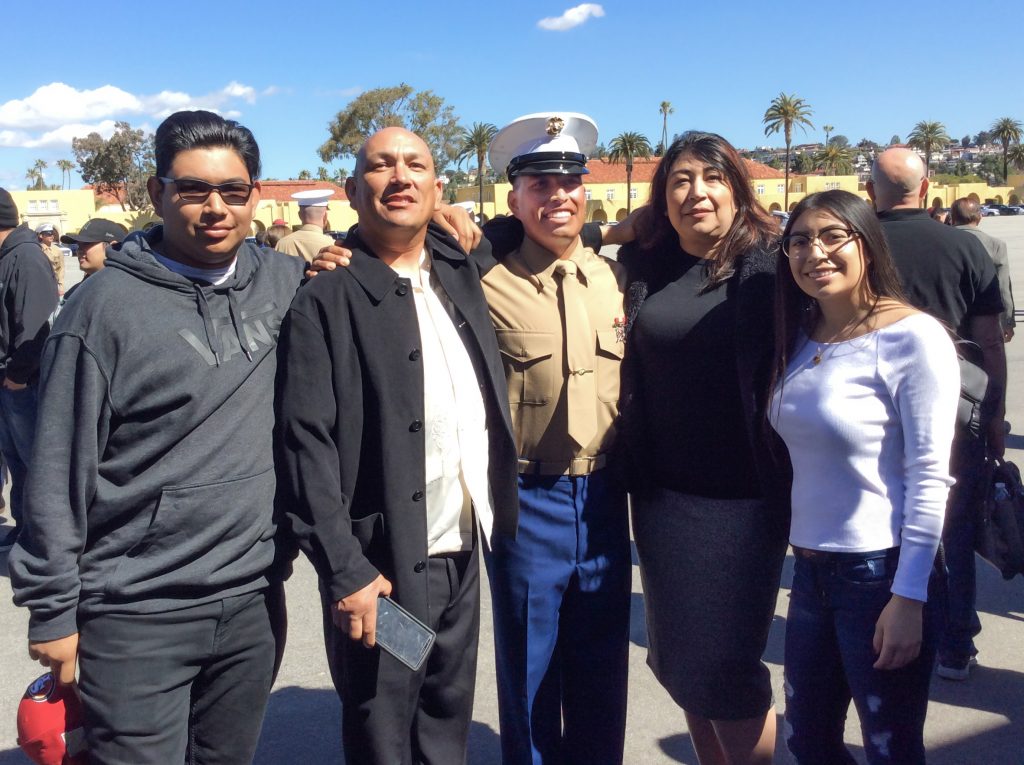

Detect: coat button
412,490,424,501
414,560,426,573
409,349,421,361
410,420,422,432
396,284,409,296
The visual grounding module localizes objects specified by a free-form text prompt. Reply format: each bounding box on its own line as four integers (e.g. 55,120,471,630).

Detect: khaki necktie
554,260,597,449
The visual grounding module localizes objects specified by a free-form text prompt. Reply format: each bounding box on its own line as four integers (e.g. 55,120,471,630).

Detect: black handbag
954,339,998,439
974,457,1024,580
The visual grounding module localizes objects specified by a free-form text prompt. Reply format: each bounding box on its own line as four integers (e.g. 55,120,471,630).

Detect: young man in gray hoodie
9,111,304,764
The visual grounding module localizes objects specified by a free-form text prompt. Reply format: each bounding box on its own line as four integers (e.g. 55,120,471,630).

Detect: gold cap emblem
545,117,565,136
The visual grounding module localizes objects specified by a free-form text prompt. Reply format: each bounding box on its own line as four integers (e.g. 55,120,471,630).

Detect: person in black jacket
617,132,789,765
275,127,519,765
0,188,58,551
10,111,305,764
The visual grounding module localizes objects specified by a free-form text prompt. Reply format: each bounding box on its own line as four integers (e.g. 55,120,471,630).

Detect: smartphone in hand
375,596,436,671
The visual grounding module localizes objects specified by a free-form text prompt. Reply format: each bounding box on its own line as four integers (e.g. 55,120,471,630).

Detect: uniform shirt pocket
495,329,556,405
595,329,625,403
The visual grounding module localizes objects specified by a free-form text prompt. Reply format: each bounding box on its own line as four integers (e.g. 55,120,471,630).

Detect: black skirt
631,487,788,720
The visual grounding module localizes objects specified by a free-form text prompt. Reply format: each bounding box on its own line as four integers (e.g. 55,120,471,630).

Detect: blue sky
2,0,1021,190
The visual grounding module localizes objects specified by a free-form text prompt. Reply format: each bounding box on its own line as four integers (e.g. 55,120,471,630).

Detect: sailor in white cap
481,112,630,765
35,223,65,293
274,188,336,263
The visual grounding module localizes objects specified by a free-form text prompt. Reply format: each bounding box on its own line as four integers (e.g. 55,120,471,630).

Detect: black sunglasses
159,177,255,206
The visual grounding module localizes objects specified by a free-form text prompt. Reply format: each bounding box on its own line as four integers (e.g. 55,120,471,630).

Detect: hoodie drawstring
227,290,253,362
193,285,223,367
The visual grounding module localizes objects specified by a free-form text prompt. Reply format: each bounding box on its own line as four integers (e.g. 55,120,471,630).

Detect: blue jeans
938,433,986,663
487,468,631,765
784,548,941,765
0,383,39,526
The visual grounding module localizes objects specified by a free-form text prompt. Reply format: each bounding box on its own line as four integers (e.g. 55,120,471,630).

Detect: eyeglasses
780,227,859,259
159,177,255,206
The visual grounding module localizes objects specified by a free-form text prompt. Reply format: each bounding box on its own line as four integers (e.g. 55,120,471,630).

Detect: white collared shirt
392,250,493,554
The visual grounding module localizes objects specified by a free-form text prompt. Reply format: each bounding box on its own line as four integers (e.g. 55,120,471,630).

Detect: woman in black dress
620,131,790,765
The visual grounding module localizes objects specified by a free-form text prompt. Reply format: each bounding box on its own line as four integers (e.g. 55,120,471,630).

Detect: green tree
828,134,850,149
794,152,816,174
907,121,949,177
974,130,992,146
889,134,901,146
1008,143,1024,172
592,143,608,161
977,154,1003,182
297,169,312,180
762,92,814,210
316,166,330,181
32,159,48,190
822,124,834,147
455,122,498,217
72,122,154,211
608,131,653,214
961,135,971,148
319,83,462,173
813,144,854,175
56,158,74,189
989,117,1023,181
659,101,674,155
25,167,41,191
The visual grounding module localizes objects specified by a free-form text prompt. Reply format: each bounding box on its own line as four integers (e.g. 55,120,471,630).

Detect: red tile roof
258,180,347,202
582,157,785,182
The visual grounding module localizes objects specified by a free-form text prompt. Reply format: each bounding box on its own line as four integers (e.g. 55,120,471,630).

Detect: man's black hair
154,110,261,180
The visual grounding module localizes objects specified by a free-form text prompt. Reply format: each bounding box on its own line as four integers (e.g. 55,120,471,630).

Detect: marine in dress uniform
36,223,64,293
482,113,630,765
274,188,336,262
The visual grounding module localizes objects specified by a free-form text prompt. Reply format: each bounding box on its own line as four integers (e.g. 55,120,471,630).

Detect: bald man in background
868,147,1006,682
951,197,1015,342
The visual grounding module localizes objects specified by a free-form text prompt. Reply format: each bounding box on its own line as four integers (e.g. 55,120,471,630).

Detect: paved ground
0,219,1022,763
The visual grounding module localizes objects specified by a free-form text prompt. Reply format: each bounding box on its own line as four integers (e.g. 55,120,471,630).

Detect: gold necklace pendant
813,347,824,365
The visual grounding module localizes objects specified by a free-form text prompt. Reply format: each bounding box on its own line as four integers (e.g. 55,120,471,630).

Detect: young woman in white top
769,190,959,764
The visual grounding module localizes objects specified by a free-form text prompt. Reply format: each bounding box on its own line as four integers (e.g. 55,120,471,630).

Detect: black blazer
275,228,518,619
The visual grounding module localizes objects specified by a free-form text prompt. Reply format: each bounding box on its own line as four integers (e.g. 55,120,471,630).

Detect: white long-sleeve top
770,313,959,601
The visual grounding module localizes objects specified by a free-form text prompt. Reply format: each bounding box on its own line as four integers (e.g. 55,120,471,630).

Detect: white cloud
537,3,604,31
0,82,278,148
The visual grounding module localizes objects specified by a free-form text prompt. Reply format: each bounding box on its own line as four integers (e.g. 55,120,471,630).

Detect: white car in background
980,205,1000,217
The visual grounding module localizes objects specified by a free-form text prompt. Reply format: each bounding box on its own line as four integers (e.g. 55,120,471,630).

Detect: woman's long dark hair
634,131,778,291
769,190,908,397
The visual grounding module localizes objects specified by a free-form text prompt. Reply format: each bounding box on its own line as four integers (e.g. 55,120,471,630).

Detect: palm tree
593,143,608,161
56,159,74,189
1009,143,1024,173
822,124,834,147
608,132,653,214
906,121,949,178
25,167,41,190
659,101,674,155
762,92,814,211
455,122,498,218
813,144,854,175
990,117,1023,181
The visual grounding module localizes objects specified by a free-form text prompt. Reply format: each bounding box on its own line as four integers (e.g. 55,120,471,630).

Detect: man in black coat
0,188,57,550
275,127,518,765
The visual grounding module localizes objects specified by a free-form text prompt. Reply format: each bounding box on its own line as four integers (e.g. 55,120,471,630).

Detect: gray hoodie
10,227,305,641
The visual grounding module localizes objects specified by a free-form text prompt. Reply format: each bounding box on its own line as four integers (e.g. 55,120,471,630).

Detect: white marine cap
35,222,55,234
291,189,334,207
488,112,598,179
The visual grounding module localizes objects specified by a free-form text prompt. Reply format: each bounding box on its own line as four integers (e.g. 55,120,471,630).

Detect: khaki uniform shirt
481,236,626,470
42,242,64,292
275,224,335,263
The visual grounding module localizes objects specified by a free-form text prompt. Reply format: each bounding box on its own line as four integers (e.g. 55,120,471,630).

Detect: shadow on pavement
928,663,1024,763
254,687,501,764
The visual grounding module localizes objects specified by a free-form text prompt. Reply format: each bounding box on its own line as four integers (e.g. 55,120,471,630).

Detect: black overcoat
275,227,518,621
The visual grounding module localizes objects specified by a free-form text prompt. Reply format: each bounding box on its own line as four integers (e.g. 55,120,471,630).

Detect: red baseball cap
17,673,88,765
